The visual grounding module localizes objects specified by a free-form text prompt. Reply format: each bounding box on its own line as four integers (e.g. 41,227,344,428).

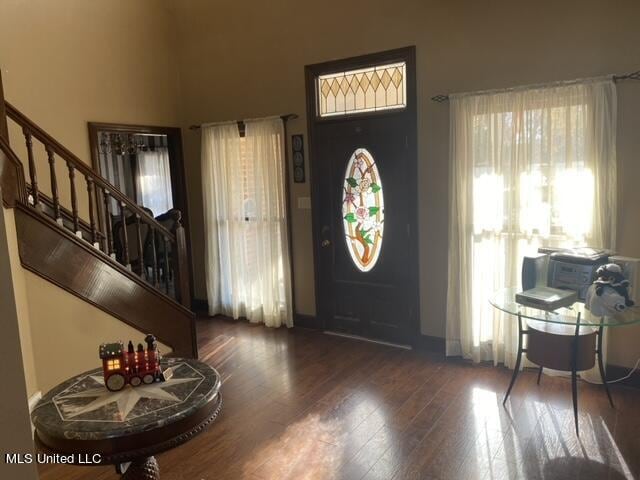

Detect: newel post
1,69,27,207
171,210,191,308
0,69,8,142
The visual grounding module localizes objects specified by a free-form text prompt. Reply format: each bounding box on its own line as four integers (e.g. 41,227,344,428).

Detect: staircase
0,74,197,358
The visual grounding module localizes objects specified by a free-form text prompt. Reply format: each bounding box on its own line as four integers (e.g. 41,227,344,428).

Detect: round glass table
490,287,640,435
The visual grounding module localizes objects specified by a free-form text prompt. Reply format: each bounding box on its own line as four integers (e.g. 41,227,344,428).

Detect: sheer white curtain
446,79,617,371
136,148,173,216
201,118,293,327
100,152,128,213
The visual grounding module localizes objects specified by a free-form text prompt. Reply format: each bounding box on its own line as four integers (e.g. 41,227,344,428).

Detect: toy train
99,334,165,392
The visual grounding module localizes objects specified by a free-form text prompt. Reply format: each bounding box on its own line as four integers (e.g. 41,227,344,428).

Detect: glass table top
490,287,640,328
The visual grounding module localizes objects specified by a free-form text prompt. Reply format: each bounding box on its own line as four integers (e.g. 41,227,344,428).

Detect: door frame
87,121,194,305
304,46,420,343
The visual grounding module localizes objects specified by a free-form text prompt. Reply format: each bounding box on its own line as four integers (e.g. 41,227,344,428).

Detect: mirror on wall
92,130,173,217
88,122,191,275
88,122,189,219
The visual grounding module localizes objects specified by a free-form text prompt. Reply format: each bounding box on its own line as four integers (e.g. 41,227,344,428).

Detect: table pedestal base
120,456,160,480
502,313,614,436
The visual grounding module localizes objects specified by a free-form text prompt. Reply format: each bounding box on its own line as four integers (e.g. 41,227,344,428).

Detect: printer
522,247,610,302
547,248,610,301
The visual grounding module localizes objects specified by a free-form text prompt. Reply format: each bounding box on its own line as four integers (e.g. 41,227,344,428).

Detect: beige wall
22,270,171,394
0,0,181,220
0,0,180,396
4,207,171,396
0,204,39,480
0,0,179,159
168,0,640,366
2,208,38,398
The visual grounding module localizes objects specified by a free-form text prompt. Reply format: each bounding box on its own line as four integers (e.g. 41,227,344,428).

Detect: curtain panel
201,118,293,327
99,151,130,213
136,147,174,217
446,79,617,372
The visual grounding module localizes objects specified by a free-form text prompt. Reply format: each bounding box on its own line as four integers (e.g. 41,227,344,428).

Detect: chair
150,208,181,290
112,207,154,277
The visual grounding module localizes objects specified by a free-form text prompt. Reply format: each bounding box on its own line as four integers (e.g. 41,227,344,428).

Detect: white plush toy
585,263,635,316
586,284,628,316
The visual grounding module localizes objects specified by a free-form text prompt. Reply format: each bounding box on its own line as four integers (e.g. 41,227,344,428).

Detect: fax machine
522,247,610,302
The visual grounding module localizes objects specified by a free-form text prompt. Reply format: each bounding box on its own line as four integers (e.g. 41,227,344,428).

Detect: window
471,104,592,239
342,148,384,272
317,62,406,117
446,80,617,366
107,359,121,371
238,137,258,278
201,118,293,326
136,147,174,217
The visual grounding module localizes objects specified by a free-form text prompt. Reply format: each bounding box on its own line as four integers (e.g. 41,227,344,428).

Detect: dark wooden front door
306,47,419,345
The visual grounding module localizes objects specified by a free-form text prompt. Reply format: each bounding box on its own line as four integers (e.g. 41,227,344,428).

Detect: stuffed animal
595,264,635,307
585,263,635,316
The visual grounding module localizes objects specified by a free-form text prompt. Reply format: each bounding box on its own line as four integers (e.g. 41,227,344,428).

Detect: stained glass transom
317,62,406,117
342,148,384,272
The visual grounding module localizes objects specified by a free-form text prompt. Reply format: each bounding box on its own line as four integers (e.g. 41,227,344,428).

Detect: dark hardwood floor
39,317,640,479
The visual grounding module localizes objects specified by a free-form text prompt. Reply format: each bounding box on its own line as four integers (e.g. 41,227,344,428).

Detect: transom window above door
316,62,406,117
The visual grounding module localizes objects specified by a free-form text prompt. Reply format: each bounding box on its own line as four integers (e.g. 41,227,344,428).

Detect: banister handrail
0,134,28,207
4,101,175,241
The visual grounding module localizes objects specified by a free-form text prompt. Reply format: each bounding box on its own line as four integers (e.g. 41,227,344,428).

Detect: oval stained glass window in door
342,148,384,272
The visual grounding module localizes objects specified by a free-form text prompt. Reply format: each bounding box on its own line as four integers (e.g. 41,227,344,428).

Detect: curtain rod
430,70,640,103
189,113,298,130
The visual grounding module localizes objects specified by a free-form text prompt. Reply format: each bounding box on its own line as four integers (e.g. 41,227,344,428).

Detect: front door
305,47,419,345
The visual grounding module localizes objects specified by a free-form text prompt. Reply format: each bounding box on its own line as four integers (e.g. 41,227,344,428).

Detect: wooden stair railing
3,101,191,308
1,71,196,357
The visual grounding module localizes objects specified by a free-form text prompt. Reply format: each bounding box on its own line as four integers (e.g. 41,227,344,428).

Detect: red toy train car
99,334,165,392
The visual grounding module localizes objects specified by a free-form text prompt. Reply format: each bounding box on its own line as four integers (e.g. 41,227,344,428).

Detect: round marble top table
31,358,222,480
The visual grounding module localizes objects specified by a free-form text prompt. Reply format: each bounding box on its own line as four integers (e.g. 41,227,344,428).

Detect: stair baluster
120,202,130,268
134,214,145,279
150,226,159,287
102,189,115,257
163,236,170,295
172,214,191,308
45,145,61,223
95,186,104,248
67,161,80,236
23,128,39,208
86,176,97,246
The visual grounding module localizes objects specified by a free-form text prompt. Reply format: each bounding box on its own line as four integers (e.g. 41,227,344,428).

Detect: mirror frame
88,121,193,304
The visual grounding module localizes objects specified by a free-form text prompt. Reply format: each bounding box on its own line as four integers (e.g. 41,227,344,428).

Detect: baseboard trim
606,363,640,388
28,391,42,433
413,334,446,354
28,391,42,413
324,331,411,349
294,313,323,330
191,298,208,314
292,314,446,354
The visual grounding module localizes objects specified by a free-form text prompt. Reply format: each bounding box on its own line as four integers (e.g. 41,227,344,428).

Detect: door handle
321,225,331,248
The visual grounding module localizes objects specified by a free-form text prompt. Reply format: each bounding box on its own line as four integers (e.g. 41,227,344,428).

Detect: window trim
308,48,414,123
316,61,408,118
